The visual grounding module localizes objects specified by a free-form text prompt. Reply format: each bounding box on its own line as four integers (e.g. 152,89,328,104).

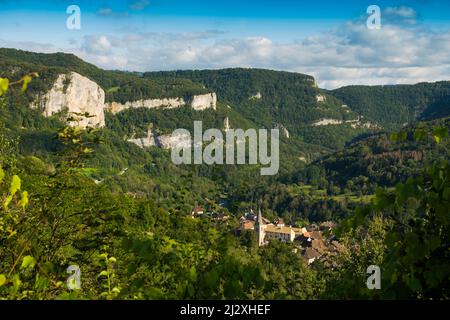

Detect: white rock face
32,72,106,128
128,130,192,150
312,118,343,126
107,93,217,113
249,92,262,100
32,72,217,129
127,130,157,148
191,93,217,110
316,94,326,103
312,117,381,129
107,97,186,114
276,124,290,138
156,132,192,149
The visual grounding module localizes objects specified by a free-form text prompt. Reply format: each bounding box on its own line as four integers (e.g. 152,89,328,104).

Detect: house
274,217,285,227
252,210,341,265
255,209,306,246
311,239,327,254
240,219,255,231
303,247,321,265
309,231,324,241
264,225,296,243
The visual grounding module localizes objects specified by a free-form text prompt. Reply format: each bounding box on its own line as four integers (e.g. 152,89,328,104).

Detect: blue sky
1,0,450,88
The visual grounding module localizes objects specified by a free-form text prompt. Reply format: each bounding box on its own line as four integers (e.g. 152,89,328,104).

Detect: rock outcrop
316,94,326,103
107,93,217,113
128,129,192,150
32,72,217,129
107,97,186,114
127,130,157,148
311,117,381,129
190,93,217,110
156,132,192,149
276,124,290,138
32,72,106,128
249,92,262,100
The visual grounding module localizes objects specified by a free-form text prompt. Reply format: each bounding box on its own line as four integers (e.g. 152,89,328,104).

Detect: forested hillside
332,82,450,129
0,49,449,300
0,48,209,103
144,69,375,149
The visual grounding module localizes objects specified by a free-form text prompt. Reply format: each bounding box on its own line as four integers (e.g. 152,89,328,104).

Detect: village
190,206,343,266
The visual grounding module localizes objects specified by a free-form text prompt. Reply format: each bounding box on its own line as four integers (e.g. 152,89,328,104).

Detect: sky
0,0,450,88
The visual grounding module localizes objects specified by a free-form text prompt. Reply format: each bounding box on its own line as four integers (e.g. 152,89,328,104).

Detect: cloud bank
2,6,449,89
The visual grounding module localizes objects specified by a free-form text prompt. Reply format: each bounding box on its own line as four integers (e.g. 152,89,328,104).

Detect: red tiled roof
303,247,321,260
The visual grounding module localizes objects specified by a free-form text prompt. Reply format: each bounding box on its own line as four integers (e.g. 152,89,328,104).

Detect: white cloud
385,6,416,18
3,6,449,89
129,0,150,11
71,20,450,88
81,35,112,54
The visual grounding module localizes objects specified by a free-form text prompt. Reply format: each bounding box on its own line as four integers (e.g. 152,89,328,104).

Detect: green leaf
12,274,21,291
0,78,9,96
3,195,13,211
111,287,120,294
0,274,6,287
21,75,32,92
433,126,448,144
0,167,4,182
108,257,117,263
99,270,108,277
21,255,36,269
189,266,197,281
99,253,108,260
10,175,21,196
19,191,29,209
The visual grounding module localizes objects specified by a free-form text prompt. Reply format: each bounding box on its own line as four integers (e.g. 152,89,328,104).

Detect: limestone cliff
107,97,186,114
127,130,157,148
156,132,192,149
190,93,217,110
31,72,217,129
128,129,192,150
106,92,216,113
32,72,106,128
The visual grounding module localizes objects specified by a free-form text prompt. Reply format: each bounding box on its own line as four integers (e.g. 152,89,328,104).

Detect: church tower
255,208,265,246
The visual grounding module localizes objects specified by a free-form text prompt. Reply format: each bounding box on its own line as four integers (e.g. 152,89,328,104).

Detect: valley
0,48,449,300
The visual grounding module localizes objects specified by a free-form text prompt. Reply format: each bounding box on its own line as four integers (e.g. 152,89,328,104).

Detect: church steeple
256,207,265,246
257,208,262,225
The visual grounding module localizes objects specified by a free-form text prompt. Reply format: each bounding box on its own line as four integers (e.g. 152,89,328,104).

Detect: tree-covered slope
0,48,209,103
144,69,379,149
297,117,450,193
331,82,450,130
